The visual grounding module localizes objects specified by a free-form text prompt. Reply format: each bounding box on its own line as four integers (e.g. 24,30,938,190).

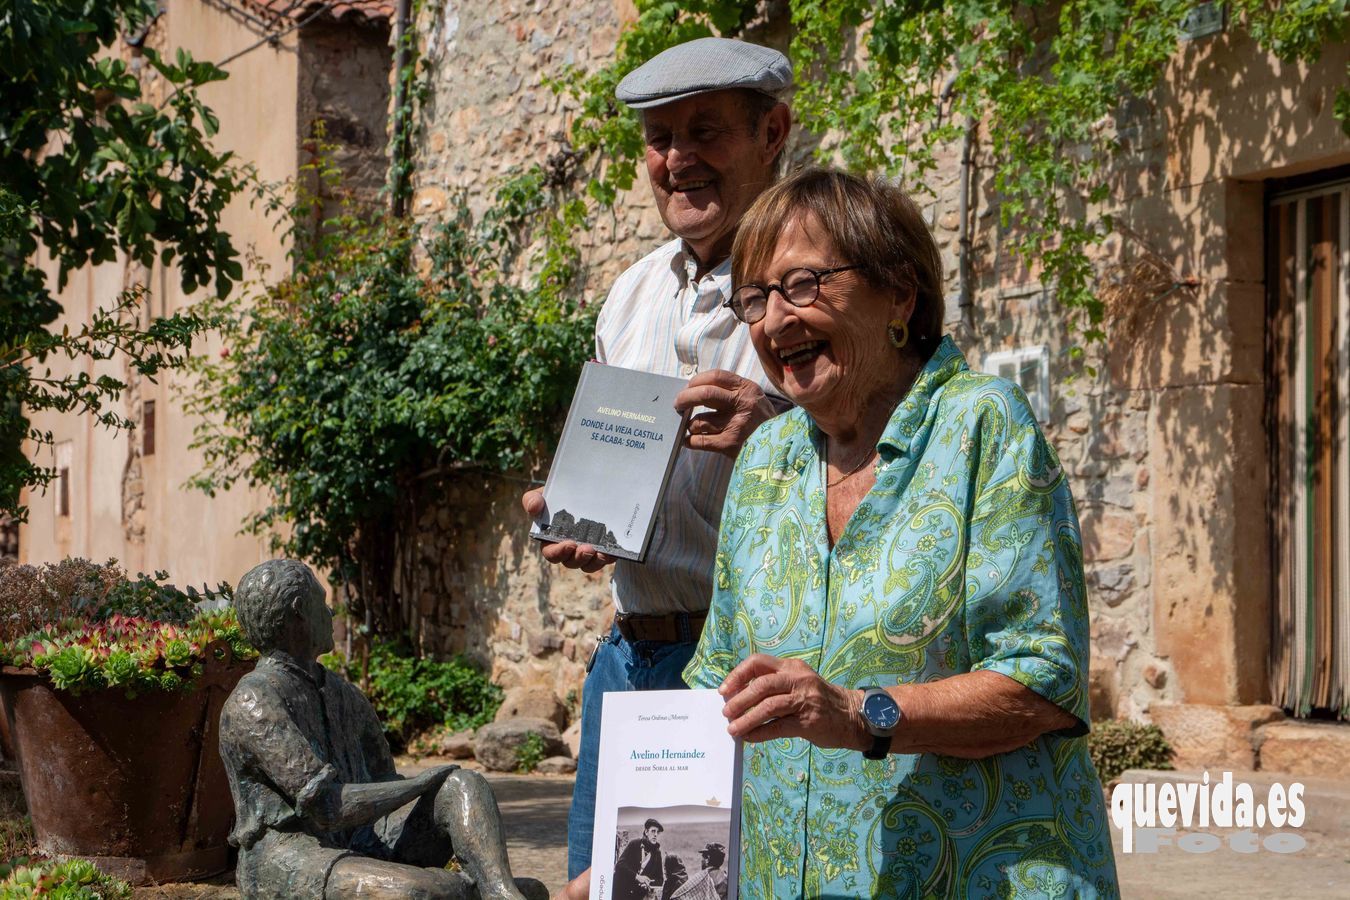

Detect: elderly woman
683,168,1118,898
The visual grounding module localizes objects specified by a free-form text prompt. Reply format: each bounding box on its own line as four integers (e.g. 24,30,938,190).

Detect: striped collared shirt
596,238,783,615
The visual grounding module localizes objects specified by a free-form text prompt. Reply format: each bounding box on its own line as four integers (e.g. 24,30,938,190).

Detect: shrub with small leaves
186,156,595,637
1088,719,1173,783
0,559,123,643
324,641,502,752
515,731,547,774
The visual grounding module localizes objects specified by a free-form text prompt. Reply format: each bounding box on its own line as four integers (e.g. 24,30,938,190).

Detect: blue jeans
566,625,697,880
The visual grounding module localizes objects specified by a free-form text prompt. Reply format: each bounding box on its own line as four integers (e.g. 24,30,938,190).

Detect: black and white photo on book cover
589,690,741,900
610,806,732,900
530,361,688,563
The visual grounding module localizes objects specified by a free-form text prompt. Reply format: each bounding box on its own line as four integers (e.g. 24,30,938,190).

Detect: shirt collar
670,241,733,290
876,335,967,458
776,336,966,477
262,649,326,689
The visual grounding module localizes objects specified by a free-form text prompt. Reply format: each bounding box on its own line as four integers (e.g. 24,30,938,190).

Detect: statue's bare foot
326,857,473,899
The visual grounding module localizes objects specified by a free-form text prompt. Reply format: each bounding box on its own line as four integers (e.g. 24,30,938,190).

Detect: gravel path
10,762,1348,898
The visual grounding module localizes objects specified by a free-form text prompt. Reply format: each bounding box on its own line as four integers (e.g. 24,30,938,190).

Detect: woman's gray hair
731,167,945,358
234,559,322,651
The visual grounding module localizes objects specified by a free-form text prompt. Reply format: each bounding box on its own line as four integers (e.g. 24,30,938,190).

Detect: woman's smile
776,339,828,370
747,214,905,423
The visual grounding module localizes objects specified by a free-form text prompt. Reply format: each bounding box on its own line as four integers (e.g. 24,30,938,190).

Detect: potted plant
0,559,256,884
0,857,131,899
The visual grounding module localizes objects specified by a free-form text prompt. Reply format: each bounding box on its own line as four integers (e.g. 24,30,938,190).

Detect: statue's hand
410,765,457,795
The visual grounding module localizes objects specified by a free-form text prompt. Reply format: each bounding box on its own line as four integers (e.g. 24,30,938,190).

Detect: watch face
863,691,900,729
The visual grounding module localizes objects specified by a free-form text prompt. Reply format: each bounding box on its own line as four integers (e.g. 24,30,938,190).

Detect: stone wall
402,1,648,700
297,19,394,214
412,0,664,294
399,0,1168,716
403,4,1350,770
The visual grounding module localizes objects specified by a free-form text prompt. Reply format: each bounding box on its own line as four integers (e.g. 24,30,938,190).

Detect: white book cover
531,361,689,562
589,689,742,900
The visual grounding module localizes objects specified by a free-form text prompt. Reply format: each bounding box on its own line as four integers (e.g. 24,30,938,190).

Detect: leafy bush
2,0,244,520
0,559,254,694
0,858,131,899
186,160,595,636
1088,719,1173,783
324,641,502,750
515,732,547,774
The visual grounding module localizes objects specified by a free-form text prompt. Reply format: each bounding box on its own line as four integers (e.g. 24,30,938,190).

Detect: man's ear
288,593,307,625
761,103,791,162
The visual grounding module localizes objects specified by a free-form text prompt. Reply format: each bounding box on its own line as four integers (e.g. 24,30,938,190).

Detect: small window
143,400,156,456
55,441,72,518
982,345,1051,422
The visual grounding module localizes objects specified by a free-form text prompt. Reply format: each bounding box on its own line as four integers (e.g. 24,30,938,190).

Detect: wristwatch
859,687,901,760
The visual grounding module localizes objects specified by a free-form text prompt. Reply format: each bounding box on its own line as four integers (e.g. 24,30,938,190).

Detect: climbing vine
554,0,1350,344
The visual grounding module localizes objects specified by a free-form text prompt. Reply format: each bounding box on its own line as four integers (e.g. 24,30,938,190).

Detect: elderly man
219,559,543,900
522,36,793,899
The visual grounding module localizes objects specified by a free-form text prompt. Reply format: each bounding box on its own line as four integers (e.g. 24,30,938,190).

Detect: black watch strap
864,732,892,761
860,686,900,760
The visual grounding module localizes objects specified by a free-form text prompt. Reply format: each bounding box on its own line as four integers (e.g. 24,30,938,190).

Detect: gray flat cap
616,37,791,110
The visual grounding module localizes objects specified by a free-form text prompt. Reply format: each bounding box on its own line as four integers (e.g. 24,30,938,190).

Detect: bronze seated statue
219,559,546,900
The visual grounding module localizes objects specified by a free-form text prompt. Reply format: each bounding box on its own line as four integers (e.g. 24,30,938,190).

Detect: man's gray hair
234,559,322,651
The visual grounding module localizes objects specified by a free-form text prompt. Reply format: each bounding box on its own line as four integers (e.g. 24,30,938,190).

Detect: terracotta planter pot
0,643,253,884
0,693,14,762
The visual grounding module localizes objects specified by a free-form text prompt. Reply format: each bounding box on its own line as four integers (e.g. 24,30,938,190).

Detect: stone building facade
19,1,394,592
400,2,1350,772
20,1,1350,772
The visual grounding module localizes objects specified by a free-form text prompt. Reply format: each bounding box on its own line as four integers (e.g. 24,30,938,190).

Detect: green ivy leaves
555,0,1349,350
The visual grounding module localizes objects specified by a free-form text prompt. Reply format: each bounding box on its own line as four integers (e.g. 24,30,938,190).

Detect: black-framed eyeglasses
723,265,863,325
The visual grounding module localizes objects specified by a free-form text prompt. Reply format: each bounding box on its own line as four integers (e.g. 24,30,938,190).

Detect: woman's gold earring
887,318,909,349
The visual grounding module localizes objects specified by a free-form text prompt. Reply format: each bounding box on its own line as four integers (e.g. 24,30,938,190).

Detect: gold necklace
825,442,877,489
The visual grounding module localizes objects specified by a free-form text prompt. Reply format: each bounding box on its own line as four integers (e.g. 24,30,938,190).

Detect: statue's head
235,559,334,658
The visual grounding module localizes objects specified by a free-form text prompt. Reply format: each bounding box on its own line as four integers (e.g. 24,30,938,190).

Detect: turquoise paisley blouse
684,337,1118,899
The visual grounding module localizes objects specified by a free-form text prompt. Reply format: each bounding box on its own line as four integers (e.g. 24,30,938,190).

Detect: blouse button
796,771,806,783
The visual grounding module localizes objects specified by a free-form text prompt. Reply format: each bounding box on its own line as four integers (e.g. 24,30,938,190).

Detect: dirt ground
5,766,1348,897
0,766,569,899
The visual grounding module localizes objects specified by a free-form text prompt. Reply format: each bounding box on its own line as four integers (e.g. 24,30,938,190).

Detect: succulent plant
0,560,254,694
